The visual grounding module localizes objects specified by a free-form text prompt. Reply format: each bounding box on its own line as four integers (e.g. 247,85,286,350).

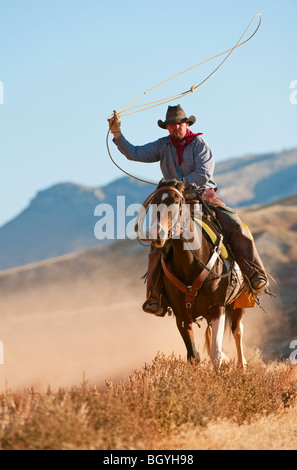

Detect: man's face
166,122,189,140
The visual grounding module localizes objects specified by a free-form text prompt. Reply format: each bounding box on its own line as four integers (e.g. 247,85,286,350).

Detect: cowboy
108,105,268,316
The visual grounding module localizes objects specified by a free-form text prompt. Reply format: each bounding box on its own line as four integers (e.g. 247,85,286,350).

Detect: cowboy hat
158,104,196,129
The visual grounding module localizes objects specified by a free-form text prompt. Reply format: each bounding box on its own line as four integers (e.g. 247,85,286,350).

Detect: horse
147,179,247,369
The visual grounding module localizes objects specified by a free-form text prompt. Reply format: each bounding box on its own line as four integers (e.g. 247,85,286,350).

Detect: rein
138,185,226,313
161,234,223,312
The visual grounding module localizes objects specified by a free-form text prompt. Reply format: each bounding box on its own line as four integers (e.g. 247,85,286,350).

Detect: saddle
177,199,256,309
198,213,255,308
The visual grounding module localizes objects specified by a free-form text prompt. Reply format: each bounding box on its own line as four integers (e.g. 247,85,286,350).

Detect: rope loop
106,14,262,186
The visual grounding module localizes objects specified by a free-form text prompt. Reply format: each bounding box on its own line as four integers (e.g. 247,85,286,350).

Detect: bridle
154,186,223,314
153,185,186,242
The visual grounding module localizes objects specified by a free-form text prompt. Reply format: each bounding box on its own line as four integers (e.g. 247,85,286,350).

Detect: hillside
0,179,152,270
238,195,297,343
0,194,296,392
215,147,297,207
0,147,296,270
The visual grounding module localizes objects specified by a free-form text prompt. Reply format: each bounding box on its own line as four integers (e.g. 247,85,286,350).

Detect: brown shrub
0,350,297,450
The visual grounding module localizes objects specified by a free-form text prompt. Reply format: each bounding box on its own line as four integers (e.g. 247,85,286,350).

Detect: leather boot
142,292,164,316
142,245,165,316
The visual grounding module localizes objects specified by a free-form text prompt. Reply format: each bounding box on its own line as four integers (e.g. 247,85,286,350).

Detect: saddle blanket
194,217,229,259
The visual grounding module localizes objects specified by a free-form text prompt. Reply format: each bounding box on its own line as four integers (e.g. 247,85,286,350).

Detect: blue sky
0,0,296,226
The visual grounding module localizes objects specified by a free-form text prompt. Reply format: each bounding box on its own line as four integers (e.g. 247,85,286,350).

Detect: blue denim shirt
113,133,217,190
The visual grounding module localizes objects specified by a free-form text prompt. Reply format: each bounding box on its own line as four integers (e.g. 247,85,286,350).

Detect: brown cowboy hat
158,104,196,129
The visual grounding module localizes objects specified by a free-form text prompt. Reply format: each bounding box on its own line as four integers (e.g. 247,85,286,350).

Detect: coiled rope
106,13,262,186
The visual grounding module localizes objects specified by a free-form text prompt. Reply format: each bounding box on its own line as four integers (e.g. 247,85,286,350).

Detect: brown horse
148,179,247,368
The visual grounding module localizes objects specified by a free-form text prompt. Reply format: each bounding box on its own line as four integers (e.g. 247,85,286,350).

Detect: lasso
106,13,262,186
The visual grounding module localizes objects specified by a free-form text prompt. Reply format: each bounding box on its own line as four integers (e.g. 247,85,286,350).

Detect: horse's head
150,179,185,248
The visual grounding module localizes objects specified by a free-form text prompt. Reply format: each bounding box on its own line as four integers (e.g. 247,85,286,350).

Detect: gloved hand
108,110,121,134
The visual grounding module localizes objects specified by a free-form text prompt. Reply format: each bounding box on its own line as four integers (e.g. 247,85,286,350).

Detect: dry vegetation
1,350,297,450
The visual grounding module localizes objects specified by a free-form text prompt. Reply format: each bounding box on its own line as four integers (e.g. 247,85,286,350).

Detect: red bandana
170,128,202,165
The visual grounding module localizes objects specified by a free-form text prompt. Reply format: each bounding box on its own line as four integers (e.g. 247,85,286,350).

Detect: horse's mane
157,178,180,189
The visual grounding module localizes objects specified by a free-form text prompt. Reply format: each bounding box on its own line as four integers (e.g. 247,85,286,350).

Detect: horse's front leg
176,315,200,362
209,307,229,369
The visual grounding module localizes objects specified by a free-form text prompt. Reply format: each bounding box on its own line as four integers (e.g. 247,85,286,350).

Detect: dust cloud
0,196,296,392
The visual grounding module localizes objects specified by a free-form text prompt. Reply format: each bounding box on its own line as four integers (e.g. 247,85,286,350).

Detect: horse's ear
157,178,166,188
177,180,185,192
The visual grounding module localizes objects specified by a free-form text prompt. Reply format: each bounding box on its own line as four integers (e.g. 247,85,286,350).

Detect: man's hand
108,110,121,137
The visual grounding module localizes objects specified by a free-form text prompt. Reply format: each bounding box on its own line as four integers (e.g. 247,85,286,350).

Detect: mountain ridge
0,147,296,270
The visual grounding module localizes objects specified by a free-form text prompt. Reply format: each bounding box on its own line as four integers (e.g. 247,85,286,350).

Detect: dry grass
1,350,297,450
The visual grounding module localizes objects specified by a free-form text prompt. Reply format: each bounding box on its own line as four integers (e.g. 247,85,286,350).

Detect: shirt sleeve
183,139,215,189
113,134,161,163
